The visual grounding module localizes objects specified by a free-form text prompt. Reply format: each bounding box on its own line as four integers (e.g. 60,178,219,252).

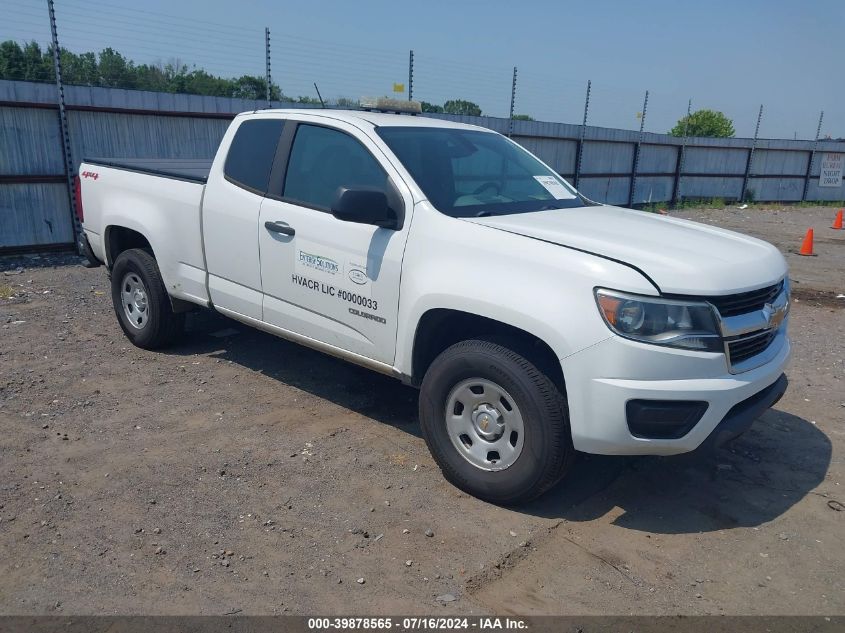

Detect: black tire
110,248,184,349
419,339,574,505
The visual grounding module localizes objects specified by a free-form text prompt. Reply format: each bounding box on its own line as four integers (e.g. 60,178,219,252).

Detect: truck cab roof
242,108,490,132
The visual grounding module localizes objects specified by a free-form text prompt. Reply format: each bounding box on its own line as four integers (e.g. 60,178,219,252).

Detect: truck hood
465,205,787,295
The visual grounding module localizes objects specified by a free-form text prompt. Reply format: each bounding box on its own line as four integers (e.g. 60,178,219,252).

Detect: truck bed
79,159,210,306
84,158,212,183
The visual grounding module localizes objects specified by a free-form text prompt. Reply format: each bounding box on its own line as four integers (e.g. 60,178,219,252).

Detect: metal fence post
628,90,649,206
672,98,692,206
508,66,517,137
741,104,764,202
408,50,414,101
802,110,823,202
264,27,272,107
46,0,80,247
574,80,591,190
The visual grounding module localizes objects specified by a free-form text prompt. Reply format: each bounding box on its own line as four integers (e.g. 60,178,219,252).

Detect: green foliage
61,49,98,85
642,197,735,212
96,47,132,87
0,41,51,82
422,99,483,115
670,109,735,138
420,99,484,116
512,114,534,121
0,40,494,117
295,95,322,105
0,40,284,100
646,198,845,212
442,99,482,116
334,97,358,108
791,199,845,208
420,101,444,113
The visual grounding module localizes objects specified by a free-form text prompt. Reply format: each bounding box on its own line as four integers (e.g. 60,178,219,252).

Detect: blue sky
8,0,844,138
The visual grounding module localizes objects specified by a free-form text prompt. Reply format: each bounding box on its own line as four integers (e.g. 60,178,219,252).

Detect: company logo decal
348,268,368,285
299,251,339,275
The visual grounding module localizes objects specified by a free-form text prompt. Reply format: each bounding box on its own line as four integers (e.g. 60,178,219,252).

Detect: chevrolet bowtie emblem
763,301,787,330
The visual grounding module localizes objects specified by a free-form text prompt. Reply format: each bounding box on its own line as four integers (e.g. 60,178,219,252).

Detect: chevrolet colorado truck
76,106,790,504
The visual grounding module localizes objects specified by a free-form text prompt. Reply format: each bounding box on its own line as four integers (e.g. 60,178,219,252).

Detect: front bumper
704,372,787,448
560,328,790,455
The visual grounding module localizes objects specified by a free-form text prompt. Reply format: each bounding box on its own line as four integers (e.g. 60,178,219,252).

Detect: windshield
376,126,585,218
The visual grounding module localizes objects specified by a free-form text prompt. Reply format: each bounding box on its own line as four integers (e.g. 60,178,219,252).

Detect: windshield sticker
533,175,576,200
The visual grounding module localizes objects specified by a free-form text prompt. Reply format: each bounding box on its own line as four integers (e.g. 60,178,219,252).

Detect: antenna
314,83,325,108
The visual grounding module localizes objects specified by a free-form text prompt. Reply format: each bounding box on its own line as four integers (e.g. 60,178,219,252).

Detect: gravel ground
0,206,843,615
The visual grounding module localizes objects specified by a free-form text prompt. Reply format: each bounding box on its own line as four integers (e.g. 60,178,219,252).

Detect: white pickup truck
77,106,790,504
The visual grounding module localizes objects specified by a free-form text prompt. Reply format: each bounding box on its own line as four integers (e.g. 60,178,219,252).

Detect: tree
420,101,443,113
22,42,51,82
133,61,175,93
0,41,27,79
670,109,735,138
230,75,269,100
0,40,312,104
61,50,98,86
97,47,134,88
443,99,482,116
512,114,534,121
295,95,322,105
335,97,358,108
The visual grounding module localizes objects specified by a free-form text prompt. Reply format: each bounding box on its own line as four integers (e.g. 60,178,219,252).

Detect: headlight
595,288,722,352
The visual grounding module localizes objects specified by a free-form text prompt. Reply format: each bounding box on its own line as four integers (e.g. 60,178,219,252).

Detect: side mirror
330,187,403,230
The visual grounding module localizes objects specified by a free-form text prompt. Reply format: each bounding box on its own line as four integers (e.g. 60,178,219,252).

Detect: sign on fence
819,152,843,187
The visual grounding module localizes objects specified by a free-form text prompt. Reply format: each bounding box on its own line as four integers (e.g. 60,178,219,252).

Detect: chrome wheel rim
444,378,525,471
121,272,149,330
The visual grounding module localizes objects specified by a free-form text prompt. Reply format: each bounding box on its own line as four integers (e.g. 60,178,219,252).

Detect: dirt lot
1,205,843,616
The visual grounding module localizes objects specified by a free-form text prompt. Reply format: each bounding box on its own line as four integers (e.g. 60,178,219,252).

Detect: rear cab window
224,119,285,194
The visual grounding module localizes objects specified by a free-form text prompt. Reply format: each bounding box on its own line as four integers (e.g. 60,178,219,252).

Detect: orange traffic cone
833,210,844,230
798,228,814,256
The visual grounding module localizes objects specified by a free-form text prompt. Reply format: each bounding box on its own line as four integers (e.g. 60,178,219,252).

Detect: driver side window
283,124,389,210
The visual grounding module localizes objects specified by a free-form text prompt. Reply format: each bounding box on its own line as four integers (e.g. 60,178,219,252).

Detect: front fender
393,203,655,375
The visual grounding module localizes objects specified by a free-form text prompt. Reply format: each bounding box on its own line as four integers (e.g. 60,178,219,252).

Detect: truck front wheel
110,248,184,349
419,339,574,505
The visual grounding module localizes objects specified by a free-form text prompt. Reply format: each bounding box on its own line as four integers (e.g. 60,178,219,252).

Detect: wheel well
411,309,565,393
105,226,152,267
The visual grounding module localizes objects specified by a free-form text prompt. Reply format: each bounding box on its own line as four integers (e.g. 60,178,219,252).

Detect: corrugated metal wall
1,105,72,248
67,111,230,168
2,79,844,251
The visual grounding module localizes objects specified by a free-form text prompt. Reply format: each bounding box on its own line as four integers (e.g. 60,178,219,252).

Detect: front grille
707,282,783,317
728,330,777,365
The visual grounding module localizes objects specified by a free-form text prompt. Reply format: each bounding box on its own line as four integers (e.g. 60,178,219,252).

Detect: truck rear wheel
110,248,184,349
419,339,574,505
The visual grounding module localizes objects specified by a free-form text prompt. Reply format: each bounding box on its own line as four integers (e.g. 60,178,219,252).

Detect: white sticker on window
533,175,575,199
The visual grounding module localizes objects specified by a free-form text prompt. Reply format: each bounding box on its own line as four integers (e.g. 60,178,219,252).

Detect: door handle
264,220,295,236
